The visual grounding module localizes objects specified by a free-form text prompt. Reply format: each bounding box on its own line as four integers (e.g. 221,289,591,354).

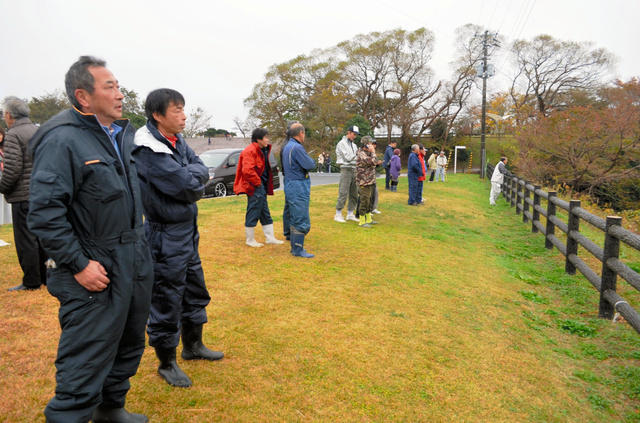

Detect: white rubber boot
346,211,359,222
245,227,263,247
263,224,284,244
334,210,346,223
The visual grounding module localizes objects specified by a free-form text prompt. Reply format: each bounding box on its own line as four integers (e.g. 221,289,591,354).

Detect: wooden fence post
545,191,557,249
599,216,622,319
565,200,580,275
532,185,541,233
523,182,530,223
510,177,516,207
502,175,510,201
516,179,522,215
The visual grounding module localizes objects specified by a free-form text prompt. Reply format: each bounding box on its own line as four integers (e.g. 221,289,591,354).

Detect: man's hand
74,260,110,292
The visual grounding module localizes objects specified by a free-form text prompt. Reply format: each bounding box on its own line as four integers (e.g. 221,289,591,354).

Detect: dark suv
200,148,280,197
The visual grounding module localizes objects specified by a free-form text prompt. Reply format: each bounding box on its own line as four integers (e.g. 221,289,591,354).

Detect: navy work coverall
27,109,154,423
132,123,211,350
281,137,316,234
407,151,423,205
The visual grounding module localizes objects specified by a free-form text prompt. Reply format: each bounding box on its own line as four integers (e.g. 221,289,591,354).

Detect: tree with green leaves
120,87,146,129
28,91,69,124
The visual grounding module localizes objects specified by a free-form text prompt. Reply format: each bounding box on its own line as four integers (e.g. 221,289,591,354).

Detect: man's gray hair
411,144,419,151
65,55,107,109
2,96,30,119
289,122,305,138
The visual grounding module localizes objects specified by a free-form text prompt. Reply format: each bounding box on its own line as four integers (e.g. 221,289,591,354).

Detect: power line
487,0,501,29
496,0,513,33
509,0,533,42
515,0,537,40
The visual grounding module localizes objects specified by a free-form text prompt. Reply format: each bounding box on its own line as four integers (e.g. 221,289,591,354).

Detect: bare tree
183,107,212,138
509,34,614,120
233,116,259,139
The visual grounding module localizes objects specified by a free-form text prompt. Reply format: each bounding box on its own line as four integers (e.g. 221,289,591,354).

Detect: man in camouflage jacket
355,136,382,228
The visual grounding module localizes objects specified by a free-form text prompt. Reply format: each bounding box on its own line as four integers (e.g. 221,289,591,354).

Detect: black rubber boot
181,323,224,361
92,405,149,422
155,347,192,388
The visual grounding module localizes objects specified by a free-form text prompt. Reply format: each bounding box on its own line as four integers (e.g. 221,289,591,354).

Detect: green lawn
0,174,638,422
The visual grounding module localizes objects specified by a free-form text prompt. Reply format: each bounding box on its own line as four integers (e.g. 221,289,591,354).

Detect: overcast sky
1,0,638,131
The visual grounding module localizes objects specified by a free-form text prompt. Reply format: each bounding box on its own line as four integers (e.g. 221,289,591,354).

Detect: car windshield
200,152,229,168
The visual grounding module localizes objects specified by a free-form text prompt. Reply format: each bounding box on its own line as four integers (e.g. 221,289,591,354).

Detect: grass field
0,174,638,422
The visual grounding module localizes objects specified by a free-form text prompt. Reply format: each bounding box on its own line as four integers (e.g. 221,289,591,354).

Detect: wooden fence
486,163,640,334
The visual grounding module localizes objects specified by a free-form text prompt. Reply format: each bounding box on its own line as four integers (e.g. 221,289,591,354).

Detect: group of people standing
1,53,509,423
406,147,449,205
316,151,331,173
233,122,316,258
2,56,228,423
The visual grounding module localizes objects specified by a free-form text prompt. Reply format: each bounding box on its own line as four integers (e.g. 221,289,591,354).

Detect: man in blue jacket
133,89,223,389
282,122,316,257
28,56,153,423
382,140,397,190
407,144,424,205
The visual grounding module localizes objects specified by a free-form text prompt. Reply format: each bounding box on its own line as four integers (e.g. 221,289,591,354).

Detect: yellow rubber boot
359,215,366,226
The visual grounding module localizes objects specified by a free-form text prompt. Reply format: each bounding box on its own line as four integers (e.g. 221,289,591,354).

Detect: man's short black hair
144,88,185,125
252,128,269,143
65,55,107,109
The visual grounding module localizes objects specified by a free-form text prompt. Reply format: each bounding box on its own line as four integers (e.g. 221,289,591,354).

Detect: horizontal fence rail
486,163,640,334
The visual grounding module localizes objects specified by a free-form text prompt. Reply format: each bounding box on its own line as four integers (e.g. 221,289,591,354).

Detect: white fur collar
134,125,173,154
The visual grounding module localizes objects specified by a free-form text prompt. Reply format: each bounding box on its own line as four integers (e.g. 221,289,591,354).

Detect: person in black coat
132,88,223,389
28,56,153,423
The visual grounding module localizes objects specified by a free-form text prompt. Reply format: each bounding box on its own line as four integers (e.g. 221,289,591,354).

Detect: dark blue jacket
408,152,423,179
383,145,394,169
282,138,316,180
132,122,208,224
28,108,146,274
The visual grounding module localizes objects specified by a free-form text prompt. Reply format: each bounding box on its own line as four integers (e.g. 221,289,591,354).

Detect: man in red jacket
233,128,284,247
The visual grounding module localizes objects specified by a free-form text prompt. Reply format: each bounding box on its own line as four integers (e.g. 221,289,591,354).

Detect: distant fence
487,163,640,334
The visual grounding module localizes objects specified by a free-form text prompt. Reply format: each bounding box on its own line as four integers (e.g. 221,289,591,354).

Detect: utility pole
480,30,488,179
477,30,498,179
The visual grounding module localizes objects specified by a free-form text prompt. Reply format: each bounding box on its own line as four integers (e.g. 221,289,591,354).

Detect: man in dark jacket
133,88,223,389
233,127,284,247
0,96,46,291
407,144,424,206
382,140,397,190
28,56,153,423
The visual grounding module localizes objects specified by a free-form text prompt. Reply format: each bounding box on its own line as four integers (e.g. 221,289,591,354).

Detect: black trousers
146,220,211,350
385,167,391,189
245,185,273,227
44,233,153,423
11,201,46,288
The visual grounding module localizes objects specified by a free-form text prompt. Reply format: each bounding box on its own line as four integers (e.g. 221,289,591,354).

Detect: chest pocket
81,158,125,203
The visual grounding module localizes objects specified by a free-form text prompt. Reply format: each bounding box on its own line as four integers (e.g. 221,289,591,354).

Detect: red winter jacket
233,142,274,196
418,152,426,182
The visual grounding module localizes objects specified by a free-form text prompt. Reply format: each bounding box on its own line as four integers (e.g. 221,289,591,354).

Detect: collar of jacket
134,124,173,155
11,117,34,128
29,108,130,158
144,121,184,152
71,107,129,132
248,141,272,156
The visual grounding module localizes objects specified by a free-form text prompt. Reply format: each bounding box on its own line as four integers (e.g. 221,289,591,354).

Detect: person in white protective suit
490,157,511,205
